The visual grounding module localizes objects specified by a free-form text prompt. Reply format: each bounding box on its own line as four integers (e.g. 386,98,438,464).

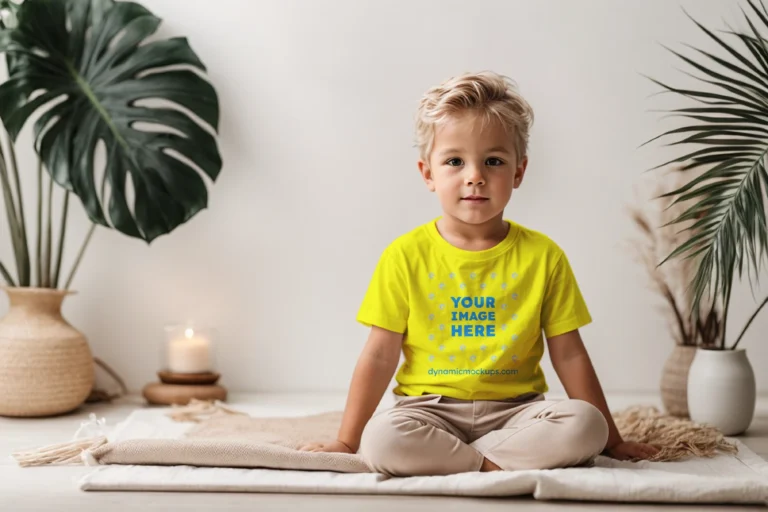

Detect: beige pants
359,393,609,477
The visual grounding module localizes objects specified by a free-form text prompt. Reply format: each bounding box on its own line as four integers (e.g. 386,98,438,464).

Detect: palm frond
647,0,768,324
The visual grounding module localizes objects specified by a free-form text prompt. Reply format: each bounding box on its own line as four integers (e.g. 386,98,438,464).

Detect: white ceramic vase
687,347,756,435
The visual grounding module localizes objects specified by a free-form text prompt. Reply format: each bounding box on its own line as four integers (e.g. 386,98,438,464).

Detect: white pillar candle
167,328,211,373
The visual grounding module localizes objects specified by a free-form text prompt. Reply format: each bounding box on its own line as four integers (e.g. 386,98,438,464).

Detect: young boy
300,71,659,476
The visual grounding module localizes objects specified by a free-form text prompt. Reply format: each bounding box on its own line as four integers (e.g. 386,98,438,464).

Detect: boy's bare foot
480,457,502,472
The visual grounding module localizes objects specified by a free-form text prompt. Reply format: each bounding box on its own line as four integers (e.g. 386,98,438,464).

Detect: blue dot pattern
406,267,532,385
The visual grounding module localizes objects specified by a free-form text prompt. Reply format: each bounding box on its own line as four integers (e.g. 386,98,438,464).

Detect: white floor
2,391,768,511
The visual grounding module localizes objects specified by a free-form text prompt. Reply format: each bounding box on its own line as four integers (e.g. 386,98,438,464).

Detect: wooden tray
142,382,227,406
158,370,220,385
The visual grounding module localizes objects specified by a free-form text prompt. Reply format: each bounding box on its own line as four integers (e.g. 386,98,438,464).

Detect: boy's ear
514,156,529,189
418,159,436,192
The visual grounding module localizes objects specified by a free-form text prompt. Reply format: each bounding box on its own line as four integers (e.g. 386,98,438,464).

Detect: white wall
2,0,766,395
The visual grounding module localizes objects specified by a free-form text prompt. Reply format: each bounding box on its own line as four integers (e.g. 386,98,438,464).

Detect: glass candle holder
163,324,217,374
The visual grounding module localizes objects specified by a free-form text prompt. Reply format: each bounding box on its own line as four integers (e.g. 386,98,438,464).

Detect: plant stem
0,259,16,287
5,130,29,286
663,285,690,344
0,133,24,285
62,165,106,292
731,295,768,350
52,191,69,289
720,281,732,350
42,174,53,287
64,223,96,291
94,357,129,397
35,160,42,287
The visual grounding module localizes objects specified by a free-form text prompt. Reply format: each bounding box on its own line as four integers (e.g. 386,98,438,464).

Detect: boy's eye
486,157,504,166
446,158,463,166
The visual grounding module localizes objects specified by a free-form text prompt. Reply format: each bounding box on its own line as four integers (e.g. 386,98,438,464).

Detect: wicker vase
0,287,94,417
660,344,697,418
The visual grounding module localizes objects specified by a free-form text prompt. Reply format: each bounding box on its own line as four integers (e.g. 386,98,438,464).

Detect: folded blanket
13,401,739,473
91,411,370,472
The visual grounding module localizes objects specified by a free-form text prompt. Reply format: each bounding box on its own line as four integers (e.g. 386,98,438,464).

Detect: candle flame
185,328,194,338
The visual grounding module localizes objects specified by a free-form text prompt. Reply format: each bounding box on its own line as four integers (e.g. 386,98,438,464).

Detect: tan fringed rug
84,401,739,468
12,400,768,504
612,405,739,461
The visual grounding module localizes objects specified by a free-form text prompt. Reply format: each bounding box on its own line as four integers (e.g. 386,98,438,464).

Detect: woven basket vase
0,287,94,417
660,344,697,418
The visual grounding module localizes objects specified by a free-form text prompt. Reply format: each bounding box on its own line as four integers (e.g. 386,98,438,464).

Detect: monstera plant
0,0,222,418
0,0,222,289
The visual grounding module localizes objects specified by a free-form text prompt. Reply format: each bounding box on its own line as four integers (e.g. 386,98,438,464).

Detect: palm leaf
0,0,222,243
647,0,768,329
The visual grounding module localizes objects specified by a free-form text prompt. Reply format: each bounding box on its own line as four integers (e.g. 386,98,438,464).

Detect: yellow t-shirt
356,217,592,400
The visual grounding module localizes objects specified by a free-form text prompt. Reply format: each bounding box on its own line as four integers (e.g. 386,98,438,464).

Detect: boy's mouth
462,195,489,202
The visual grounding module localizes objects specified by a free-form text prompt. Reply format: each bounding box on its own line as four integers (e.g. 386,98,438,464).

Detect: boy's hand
298,440,355,454
604,441,660,461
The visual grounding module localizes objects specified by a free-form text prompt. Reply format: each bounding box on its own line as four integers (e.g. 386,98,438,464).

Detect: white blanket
78,406,768,505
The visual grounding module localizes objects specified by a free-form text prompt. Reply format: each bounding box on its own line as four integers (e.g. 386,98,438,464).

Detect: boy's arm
336,325,403,452
545,329,623,451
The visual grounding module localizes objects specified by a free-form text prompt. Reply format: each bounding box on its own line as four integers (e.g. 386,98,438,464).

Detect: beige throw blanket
66,403,737,473
89,410,371,472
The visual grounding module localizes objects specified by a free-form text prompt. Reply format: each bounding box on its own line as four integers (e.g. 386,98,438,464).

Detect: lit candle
167,327,211,373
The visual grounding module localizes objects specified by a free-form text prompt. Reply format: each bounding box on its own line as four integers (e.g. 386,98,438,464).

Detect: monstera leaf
0,0,222,242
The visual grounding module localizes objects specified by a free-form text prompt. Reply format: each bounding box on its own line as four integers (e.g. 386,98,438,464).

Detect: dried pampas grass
627,166,723,347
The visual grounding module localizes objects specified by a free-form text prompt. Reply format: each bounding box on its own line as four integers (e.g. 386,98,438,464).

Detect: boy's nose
465,168,486,186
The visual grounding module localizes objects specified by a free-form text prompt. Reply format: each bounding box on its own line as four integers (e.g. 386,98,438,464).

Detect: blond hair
415,71,534,164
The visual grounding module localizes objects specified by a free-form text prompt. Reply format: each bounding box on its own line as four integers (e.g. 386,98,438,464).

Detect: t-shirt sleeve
356,245,409,333
541,251,592,338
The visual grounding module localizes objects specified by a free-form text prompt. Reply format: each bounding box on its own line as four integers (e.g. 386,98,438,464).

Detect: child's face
418,111,527,227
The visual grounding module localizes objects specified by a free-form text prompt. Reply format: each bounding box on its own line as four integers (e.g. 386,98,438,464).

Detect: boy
300,71,659,476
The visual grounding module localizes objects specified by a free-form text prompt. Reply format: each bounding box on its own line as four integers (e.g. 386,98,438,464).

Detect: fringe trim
613,405,738,461
12,436,107,467
166,398,248,423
